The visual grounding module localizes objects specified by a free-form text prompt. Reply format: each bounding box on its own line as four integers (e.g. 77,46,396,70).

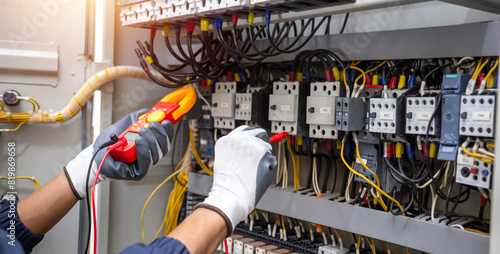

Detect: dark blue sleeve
120,237,190,254
0,200,43,253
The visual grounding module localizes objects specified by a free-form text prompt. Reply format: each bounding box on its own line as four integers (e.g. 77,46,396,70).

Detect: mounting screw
270,105,276,110
212,103,218,108
3,90,21,106
308,107,314,113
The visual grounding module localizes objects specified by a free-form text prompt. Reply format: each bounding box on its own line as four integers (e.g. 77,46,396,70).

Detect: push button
147,111,166,123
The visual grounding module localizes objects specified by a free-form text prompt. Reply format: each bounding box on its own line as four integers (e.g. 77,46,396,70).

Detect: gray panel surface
249,21,500,62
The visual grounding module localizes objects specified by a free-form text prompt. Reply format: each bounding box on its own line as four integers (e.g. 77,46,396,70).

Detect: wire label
319,107,331,114
472,111,491,121
280,105,291,111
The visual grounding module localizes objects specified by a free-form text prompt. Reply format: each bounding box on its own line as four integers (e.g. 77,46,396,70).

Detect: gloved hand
64,109,174,199
195,126,277,236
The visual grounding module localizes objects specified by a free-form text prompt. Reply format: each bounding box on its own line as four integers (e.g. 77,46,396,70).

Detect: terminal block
459,94,496,138
368,97,405,134
306,82,341,139
212,82,243,129
318,245,349,254
268,81,309,135
456,147,492,189
335,97,367,131
405,96,440,136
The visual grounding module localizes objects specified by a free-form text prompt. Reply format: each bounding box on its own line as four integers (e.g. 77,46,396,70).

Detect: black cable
84,135,119,254
340,13,350,34
325,16,331,35
265,16,328,54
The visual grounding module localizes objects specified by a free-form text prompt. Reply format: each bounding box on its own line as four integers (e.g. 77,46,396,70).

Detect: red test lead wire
91,138,127,254
269,132,288,144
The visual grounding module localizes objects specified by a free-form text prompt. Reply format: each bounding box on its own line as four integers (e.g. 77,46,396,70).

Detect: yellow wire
141,163,189,244
465,228,490,235
357,234,362,250
286,137,299,188
341,141,405,213
352,61,362,66
189,129,214,175
281,215,286,232
26,100,36,112
366,60,388,74
351,66,367,86
473,57,491,81
473,58,484,79
332,228,340,239
387,242,390,252
406,247,410,254
30,98,40,111
7,122,26,132
485,58,499,81
462,146,494,163
363,236,374,253
371,238,376,254
274,216,280,225
153,169,189,240
0,176,40,190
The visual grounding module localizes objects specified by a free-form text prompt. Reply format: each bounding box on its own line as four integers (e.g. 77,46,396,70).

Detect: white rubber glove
195,126,277,236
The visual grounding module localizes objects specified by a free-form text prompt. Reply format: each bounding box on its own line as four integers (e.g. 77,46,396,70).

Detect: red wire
223,238,229,254
91,149,112,254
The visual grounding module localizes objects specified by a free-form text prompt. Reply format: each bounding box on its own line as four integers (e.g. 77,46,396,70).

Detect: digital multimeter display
124,132,139,141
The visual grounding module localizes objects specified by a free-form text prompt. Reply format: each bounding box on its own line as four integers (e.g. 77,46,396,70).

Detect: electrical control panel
306,82,341,139
456,147,492,189
405,96,440,136
335,97,367,131
459,94,496,138
212,82,237,129
268,81,309,135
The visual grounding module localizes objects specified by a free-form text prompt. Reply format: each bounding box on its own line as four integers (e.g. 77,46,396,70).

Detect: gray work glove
64,109,173,199
195,126,277,237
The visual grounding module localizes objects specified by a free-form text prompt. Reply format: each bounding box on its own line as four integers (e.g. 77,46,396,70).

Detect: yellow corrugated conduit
0,66,175,124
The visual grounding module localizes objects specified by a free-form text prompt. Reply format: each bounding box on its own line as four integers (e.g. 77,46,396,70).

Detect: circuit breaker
456,147,492,189
212,82,237,129
306,82,341,139
459,94,496,138
438,74,471,161
335,97,367,131
405,96,440,136
268,81,309,135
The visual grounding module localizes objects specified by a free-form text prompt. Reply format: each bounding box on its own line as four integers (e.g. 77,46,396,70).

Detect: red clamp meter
110,87,197,163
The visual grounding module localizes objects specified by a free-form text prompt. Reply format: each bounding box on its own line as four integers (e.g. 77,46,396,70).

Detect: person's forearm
168,208,227,254
17,172,78,235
